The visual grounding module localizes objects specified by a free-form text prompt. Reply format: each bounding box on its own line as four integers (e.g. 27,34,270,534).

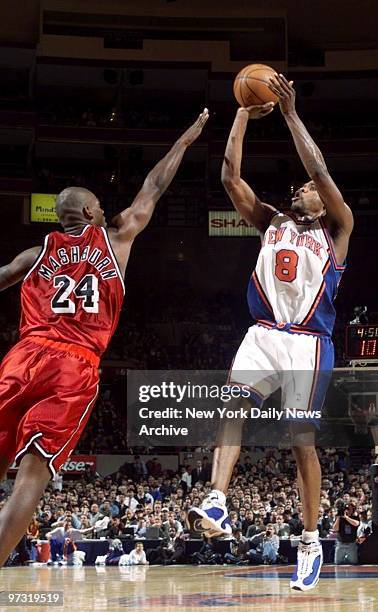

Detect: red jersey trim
101,227,125,293
23,235,49,282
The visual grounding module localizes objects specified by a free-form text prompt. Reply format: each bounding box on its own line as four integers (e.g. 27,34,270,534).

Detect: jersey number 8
51,274,99,314
275,249,299,283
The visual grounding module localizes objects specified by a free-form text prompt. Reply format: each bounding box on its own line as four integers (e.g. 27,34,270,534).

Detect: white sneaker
187,490,232,537
290,540,323,591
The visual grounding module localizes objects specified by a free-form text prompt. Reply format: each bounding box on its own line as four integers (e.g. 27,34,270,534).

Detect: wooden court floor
0,565,377,611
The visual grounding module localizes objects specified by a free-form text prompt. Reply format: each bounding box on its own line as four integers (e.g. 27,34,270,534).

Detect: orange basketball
233,63,279,107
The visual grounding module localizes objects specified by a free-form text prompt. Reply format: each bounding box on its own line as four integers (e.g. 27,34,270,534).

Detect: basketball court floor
0,565,377,611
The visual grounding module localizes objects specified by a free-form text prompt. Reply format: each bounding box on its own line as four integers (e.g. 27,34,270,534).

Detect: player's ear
83,206,94,220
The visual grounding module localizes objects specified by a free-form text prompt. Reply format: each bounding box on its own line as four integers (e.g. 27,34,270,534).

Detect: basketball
233,63,279,107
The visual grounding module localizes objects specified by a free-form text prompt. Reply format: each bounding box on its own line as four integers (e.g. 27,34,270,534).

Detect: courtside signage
8,454,96,474
209,211,259,236
31,193,59,223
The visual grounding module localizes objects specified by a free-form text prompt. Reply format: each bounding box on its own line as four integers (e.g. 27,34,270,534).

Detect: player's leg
188,410,244,536
290,437,323,591
0,449,50,567
187,325,276,537
292,443,321,532
281,333,333,591
0,339,42,483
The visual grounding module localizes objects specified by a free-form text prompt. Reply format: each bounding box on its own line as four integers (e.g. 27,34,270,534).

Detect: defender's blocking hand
181,108,210,145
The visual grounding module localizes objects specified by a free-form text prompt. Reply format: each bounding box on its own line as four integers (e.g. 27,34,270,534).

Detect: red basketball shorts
0,336,99,478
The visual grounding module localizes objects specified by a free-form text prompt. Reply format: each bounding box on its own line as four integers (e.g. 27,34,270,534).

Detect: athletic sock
301,529,319,544
210,489,226,505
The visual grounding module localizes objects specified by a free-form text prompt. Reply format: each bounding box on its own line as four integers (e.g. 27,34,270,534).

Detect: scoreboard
345,325,378,360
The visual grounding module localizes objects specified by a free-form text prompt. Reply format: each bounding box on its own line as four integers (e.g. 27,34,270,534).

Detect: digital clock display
345,325,378,360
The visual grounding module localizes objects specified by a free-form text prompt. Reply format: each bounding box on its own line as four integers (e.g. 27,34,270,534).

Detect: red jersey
20,224,124,356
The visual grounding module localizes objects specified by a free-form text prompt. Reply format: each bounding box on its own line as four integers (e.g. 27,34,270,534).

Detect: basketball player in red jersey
0,108,209,566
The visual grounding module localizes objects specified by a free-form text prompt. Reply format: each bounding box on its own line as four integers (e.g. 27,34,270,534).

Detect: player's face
290,181,325,220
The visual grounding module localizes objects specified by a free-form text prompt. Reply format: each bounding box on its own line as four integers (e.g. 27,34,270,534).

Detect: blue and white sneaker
187,490,232,537
290,540,323,591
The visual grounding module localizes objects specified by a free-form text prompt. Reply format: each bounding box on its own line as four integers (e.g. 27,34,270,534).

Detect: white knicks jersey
247,211,345,336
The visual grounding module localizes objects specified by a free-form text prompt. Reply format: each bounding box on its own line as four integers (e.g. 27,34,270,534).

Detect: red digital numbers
361,339,377,356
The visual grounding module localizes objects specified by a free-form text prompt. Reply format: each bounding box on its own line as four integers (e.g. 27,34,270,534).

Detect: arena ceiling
0,0,377,51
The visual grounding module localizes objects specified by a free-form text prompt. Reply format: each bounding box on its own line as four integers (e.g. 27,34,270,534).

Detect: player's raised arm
110,108,209,241
0,246,41,291
268,73,354,237
221,105,278,234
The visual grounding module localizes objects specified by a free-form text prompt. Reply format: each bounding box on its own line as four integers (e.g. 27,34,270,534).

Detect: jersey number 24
51,274,99,314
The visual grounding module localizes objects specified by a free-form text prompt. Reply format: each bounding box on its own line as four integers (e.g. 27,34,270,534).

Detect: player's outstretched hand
181,108,210,145
237,103,275,120
268,73,295,115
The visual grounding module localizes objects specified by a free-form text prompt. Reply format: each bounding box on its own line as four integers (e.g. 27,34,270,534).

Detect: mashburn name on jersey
37,245,117,281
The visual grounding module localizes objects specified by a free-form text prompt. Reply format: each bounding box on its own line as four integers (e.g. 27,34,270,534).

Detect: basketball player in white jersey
188,75,353,591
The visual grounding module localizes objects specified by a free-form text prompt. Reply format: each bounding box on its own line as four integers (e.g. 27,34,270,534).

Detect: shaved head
55,187,106,230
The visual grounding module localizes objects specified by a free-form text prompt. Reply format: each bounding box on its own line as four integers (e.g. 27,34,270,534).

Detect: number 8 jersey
20,225,125,356
248,211,345,336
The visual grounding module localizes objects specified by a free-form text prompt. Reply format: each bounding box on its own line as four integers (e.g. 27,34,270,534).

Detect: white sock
302,529,319,544
210,489,226,505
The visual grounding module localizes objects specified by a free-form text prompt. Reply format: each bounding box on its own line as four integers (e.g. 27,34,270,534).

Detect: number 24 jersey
20,225,125,356
248,212,345,336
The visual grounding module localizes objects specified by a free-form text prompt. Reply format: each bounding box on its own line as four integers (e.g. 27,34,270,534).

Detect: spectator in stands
133,456,148,480
161,511,183,537
247,524,280,565
105,538,124,566
246,515,265,538
241,509,254,535
193,457,212,485
106,517,125,539
124,488,139,512
46,519,73,564
156,528,186,565
149,481,163,503
224,528,250,564
288,511,304,536
79,515,93,533
228,510,242,532
190,534,222,565
317,508,332,538
135,485,153,507
89,503,102,526
356,510,372,543
274,515,290,538
125,541,149,565
333,500,360,564
114,493,128,516
146,457,163,477
25,513,39,561
134,518,147,539
180,465,192,493
99,500,115,518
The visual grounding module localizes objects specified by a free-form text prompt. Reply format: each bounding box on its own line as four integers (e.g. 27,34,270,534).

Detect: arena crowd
1,447,374,566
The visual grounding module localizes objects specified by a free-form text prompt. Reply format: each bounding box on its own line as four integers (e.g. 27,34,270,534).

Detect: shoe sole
290,577,320,591
188,508,231,537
